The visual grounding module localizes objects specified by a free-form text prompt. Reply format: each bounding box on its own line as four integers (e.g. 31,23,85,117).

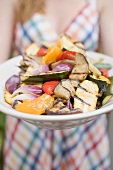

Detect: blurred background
0,113,5,169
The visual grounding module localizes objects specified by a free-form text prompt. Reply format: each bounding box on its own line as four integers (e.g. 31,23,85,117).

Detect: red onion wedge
52,63,72,72
12,93,38,102
30,64,49,75
12,85,42,96
67,99,73,110
23,56,39,67
5,75,20,94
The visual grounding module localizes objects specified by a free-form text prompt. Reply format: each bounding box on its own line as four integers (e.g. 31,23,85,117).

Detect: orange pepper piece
15,93,54,114
40,46,62,65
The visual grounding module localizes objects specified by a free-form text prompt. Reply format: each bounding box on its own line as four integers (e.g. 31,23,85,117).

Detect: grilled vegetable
50,59,76,69
21,71,70,83
61,79,76,97
54,83,71,100
46,98,70,113
37,47,48,56
74,80,99,112
26,43,39,56
69,53,89,81
88,74,110,94
42,81,59,95
105,76,113,96
102,95,113,106
40,46,62,65
4,90,13,105
87,59,101,76
15,93,54,114
56,50,76,61
60,34,86,55
5,75,20,94
74,96,95,113
99,69,109,78
70,79,80,88
73,41,85,50
52,63,72,72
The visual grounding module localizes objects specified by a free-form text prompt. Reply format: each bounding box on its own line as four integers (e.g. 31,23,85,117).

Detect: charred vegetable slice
54,83,71,100
70,79,80,88
74,80,99,112
88,74,109,94
21,71,70,83
87,58,101,76
74,96,95,113
60,34,86,55
46,98,70,113
73,41,85,50
69,53,89,81
61,79,76,97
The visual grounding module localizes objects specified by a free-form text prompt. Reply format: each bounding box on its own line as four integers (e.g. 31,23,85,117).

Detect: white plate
0,51,113,129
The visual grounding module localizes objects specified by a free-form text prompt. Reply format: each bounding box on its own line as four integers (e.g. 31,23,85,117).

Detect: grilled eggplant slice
70,79,80,88
73,41,85,50
61,79,76,97
60,34,86,55
69,53,89,81
87,58,101,76
54,83,71,100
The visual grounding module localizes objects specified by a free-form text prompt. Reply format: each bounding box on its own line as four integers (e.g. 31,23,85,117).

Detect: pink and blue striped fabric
4,1,111,170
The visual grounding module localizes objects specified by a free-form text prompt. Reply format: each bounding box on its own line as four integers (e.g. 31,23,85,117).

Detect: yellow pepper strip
57,39,61,47
15,93,54,115
99,75,111,84
40,46,62,65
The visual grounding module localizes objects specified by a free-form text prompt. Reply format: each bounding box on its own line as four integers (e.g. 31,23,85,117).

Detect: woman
1,0,113,169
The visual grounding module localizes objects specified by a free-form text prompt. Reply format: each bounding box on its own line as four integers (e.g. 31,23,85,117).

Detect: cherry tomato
42,81,60,95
